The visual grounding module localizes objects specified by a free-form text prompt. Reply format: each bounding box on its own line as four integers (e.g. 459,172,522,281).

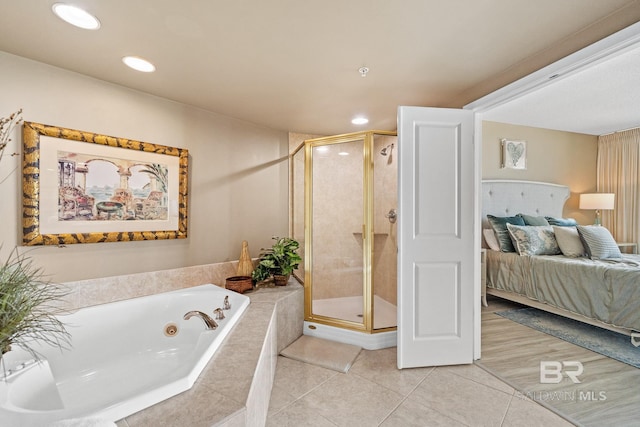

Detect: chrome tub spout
183,310,218,330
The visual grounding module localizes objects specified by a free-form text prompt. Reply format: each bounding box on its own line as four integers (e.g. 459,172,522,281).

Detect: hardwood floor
478,296,640,427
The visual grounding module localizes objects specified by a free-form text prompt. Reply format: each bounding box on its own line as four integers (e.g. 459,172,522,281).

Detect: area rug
280,335,362,373
497,307,640,369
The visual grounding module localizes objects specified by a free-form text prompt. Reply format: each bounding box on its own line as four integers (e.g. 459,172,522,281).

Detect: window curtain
597,128,640,245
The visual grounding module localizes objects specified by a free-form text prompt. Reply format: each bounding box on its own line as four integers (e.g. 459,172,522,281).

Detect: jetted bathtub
0,284,250,426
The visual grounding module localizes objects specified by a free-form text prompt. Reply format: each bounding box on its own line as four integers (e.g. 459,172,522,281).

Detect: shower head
380,143,394,156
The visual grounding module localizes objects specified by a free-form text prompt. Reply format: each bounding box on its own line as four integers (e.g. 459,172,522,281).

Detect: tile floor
266,346,575,426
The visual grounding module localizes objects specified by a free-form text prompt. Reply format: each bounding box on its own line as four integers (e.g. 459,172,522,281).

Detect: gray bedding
486,250,640,331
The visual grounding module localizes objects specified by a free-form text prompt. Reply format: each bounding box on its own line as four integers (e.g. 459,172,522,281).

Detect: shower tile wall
289,132,318,281
373,135,398,308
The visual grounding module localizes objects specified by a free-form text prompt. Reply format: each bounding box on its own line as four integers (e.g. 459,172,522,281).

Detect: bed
482,179,640,335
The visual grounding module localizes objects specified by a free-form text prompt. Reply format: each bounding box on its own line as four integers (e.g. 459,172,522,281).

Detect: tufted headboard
481,180,570,230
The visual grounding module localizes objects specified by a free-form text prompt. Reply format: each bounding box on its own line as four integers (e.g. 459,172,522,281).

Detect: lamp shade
579,193,615,210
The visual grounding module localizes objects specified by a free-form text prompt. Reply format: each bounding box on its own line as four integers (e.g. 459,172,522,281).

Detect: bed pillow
506,224,561,256
517,213,550,226
483,228,500,251
576,225,622,260
487,215,526,252
545,216,578,227
552,226,586,257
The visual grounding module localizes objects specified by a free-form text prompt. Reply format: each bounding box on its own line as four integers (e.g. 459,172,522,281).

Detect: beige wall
0,52,289,283
482,121,598,224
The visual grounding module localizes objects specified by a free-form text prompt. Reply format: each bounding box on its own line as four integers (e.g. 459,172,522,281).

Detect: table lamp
579,193,615,226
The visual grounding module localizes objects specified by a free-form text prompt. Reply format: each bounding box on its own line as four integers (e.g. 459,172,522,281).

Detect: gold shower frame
301,130,397,334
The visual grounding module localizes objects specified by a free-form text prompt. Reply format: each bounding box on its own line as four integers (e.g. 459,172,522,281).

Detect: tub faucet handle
184,310,218,330
223,296,231,310
214,308,225,320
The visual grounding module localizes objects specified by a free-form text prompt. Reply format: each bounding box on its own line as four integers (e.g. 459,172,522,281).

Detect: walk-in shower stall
291,130,398,349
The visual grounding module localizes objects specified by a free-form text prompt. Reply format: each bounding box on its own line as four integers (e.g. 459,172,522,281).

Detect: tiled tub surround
59,261,304,426
0,285,251,425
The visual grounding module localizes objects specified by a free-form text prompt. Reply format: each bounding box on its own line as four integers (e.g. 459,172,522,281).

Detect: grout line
383,367,473,427
376,369,435,426
445,363,515,397
499,394,515,426
267,357,339,420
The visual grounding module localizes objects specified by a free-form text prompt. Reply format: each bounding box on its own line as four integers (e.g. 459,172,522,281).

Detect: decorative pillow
483,228,500,251
545,216,578,227
487,215,526,252
576,225,622,260
506,224,561,256
552,226,586,257
517,213,550,226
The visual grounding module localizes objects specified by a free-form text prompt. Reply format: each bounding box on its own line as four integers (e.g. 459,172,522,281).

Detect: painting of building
57,150,168,222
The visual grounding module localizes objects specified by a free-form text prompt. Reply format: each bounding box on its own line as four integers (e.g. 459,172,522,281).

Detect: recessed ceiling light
352,117,369,125
122,56,156,73
338,152,349,156
52,3,100,30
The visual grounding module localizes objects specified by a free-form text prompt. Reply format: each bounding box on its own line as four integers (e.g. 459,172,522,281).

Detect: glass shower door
308,137,366,328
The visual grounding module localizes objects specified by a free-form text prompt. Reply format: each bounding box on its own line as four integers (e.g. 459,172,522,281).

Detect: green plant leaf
0,248,70,361
253,236,301,279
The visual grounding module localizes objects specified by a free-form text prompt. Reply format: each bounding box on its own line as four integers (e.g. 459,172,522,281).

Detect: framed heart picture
500,139,527,170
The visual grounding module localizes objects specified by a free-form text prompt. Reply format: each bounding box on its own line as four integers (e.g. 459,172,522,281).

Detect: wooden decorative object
237,240,253,276
273,274,290,286
225,276,253,294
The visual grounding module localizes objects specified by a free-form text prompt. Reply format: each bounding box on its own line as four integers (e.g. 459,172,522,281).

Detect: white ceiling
482,41,640,135
0,1,639,136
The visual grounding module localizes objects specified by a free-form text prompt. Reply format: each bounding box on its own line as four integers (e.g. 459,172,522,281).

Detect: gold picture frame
22,122,189,245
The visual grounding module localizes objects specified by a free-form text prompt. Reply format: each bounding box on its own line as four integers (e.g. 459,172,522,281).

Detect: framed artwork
22,122,189,245
500,139,527,170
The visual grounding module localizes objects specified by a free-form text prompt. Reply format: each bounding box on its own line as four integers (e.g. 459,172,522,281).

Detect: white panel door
397,106,476,368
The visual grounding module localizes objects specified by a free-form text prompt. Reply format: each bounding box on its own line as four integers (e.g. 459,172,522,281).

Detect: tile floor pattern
267,347,575,426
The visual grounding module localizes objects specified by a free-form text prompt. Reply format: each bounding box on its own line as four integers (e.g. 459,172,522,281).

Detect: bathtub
0,284,250,426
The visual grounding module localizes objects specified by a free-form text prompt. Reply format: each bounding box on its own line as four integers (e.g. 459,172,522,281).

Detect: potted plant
251,237,301,286
1,109,70,365
0,249,70,359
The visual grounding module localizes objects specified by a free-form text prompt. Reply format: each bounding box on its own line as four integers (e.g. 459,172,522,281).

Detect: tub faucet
223,296,231,310
184,310,218,330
